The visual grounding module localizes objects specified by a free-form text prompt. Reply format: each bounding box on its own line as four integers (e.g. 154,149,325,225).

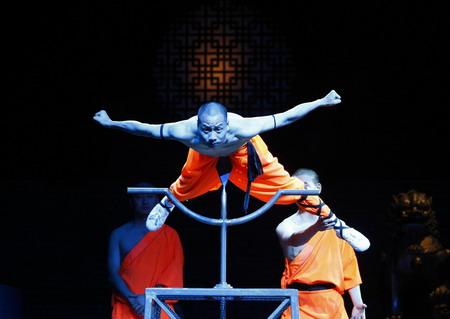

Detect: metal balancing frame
128,173,320,319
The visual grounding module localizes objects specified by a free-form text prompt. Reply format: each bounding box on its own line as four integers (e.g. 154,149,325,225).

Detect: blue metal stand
128,175,319,319
144,288,299,319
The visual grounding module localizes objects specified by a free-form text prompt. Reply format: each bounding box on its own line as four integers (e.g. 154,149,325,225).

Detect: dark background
2,0,449,318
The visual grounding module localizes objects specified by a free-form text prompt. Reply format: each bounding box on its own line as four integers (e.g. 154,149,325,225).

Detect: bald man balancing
94,90,369,252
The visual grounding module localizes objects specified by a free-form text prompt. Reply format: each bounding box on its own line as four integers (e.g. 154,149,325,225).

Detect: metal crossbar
144,287,300,319
128,174,319,318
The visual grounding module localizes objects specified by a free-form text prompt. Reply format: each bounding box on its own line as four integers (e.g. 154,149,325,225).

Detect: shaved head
198,102,228,123
293,168,322,191
196,102,229,148
293,168,320,184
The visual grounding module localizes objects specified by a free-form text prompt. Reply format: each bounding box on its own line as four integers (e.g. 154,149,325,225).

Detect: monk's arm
276,220,315,247
107,231,135,302
275,90,340,127
93,110,196,140
348,285,367,318
276,216,334,247
236,90,341,137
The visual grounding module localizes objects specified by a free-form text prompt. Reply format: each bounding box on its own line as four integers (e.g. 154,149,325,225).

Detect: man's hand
351,303,367,319
316,215,337,231
93,110,113,127
128,294,146,316
320,90,341,107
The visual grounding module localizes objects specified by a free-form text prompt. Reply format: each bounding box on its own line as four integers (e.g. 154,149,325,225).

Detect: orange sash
281,230,361,319
111,225,184,319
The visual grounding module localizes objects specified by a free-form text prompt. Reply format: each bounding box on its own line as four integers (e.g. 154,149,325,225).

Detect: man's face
197,113,228,148
297,174,320,190
131,194,159,216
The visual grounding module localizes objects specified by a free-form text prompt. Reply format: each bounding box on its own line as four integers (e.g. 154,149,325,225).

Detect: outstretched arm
275,90,341,127
93,110,196,141
236,90,341,137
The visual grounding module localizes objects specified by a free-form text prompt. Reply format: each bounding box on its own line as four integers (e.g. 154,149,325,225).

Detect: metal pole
220,297,226,319
220,184,228,286
216,174,232,289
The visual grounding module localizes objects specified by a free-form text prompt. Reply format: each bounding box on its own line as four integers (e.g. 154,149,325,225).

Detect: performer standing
277,169,367,319
94,90,368,251
107,182,184,319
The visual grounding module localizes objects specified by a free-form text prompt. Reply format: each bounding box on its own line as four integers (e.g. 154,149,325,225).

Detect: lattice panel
152,2,294,120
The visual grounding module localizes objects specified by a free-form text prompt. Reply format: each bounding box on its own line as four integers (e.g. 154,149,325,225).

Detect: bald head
198,102,228,122
293,168,321,191
197,102,229,148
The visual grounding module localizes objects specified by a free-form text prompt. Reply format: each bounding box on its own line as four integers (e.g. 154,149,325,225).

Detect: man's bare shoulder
227,113,244,126
166,116,198,141
110,221,134,239
279,214,297,226
227,113,244,120
276,216,294,236
227,112,267,138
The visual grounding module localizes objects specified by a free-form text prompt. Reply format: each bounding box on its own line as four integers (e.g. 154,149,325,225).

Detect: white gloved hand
146,196,174,231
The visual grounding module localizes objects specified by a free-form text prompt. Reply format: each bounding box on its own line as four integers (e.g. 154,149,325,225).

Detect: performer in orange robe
94,91,342,229
280,230,362,319
170,135,331,217
111,225,184,319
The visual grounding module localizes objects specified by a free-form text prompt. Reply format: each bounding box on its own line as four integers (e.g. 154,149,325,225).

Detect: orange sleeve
341,242,362,290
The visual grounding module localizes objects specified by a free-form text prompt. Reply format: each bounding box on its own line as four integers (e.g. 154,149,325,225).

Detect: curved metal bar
225,189,320,226
128,187,224,226
127,187,320,226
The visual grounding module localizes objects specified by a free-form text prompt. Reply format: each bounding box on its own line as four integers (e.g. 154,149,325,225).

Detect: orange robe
170,135,331,217
281,230,362,319
111,225,184,319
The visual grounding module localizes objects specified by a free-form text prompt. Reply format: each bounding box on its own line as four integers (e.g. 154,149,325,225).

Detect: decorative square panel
153,2,294,119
